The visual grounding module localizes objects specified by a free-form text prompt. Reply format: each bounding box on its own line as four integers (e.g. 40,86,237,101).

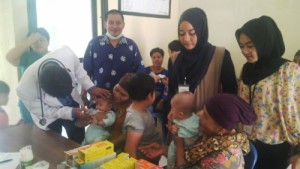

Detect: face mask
105,31,123,40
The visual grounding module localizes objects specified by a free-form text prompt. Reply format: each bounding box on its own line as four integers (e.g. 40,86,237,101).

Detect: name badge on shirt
178,84,189,93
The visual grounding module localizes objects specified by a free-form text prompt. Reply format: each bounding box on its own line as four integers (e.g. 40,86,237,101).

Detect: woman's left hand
90,87,111,100
92,112,107,121
290,154,300,169
167,113,178,135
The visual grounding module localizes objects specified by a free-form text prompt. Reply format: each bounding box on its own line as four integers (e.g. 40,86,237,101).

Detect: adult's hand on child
90,115,98,125
167,112,178,135
92,112,108,121
90,87,111,100
97,120,105,127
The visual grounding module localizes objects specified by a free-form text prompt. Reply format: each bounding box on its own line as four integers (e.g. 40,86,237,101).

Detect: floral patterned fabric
83,36,145,91
184,132,249,169
238,62,300,146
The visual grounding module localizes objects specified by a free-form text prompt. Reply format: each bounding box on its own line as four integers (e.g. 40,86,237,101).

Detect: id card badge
178,84,189,93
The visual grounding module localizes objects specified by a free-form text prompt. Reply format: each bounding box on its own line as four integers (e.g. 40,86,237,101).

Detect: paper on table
0,152,20,169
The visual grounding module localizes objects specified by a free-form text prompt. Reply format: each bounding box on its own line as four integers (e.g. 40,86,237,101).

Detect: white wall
178,0,300,75
0,0,27,124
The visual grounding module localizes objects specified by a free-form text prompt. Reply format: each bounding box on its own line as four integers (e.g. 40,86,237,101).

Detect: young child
77,97,116,145
124,73,161,164
167,91,200,169
0,80,10,129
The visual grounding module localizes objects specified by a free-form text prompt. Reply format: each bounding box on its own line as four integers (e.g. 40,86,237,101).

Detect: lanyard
248,83,257,105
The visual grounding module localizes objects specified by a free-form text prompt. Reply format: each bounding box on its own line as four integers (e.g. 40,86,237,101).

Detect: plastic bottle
19,145,34,169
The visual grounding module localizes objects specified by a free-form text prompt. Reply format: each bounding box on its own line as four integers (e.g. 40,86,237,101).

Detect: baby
77,97,116,145
167,91,200,169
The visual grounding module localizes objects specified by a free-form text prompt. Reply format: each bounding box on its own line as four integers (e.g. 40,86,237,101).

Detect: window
36,0,93,58
119,0,171,18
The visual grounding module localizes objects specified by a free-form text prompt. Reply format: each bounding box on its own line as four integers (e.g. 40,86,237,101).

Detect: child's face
0,94,9,106
170,98,185,119
95,98,112,112
170,106,183,119
170,92,194,119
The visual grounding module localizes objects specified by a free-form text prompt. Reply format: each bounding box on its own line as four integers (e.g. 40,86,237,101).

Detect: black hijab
173,7,215,92
235,16,288,86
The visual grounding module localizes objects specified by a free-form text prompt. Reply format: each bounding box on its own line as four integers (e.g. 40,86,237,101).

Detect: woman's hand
92,112,108,121
139,143,167,158
90,87,111,100
290,154,300,169
167,112,178,135
173,134,186,167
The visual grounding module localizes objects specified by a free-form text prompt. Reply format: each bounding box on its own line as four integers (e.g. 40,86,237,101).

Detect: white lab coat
17,46,94,130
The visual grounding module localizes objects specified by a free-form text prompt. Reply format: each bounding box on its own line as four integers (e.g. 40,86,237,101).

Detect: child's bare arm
124,130,143,158
173,135,185,166
97,120,105,126
93,112,107,121
90,111,107,126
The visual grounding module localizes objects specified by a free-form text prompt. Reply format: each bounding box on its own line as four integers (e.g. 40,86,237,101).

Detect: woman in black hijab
168,7,237,111
236,16,300,169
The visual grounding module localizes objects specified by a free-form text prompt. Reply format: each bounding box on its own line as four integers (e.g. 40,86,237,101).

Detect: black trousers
252,140,293,169
48,119,84,144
